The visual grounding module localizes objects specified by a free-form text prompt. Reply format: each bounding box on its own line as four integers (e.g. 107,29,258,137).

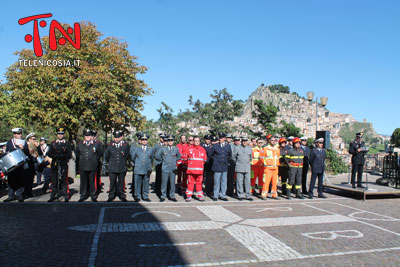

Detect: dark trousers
204,170,214,196
23,169,35,196
80,170,96,200
227,163,235,196
41,167,52,193
50,166,68,198
302,162,309,193
308,172,324,196
161,172,176,199
155,164,162,196
351,164,364,186
288,167,302,191
109,172,126,200
134,174,150,199
279,166,288,193
95,162,102,194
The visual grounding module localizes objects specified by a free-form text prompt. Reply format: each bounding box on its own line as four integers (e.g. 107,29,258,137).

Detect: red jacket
185,145,207,175
176,143,188,166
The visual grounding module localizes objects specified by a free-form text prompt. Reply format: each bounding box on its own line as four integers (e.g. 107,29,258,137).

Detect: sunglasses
188,139,194,141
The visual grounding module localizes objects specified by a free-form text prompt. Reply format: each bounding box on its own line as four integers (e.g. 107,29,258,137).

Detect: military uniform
300,138,310,194
105,131,130,202
156,135,181,201
130,134,154,202
92,131,104,195
349,133,367,188
286,138,304,199
308,140,326,198
48,128,72,202
153,134,166,197
76,129,102,202
232,141,253,200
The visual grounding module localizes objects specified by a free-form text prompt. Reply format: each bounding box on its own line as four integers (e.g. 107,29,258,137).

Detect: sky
1,0,399,135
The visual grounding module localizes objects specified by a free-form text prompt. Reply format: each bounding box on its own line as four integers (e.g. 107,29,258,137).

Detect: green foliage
156,102,179,134
391,128,400,147
251,100,278,135
278,121,301,138
269,84,290,94
325,148,348,175
1,22,152,141
339,122,376,145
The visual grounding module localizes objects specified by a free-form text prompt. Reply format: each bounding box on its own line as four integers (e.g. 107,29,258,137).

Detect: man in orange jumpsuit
185,136,207,202
261,135,280,200
251,138,264,196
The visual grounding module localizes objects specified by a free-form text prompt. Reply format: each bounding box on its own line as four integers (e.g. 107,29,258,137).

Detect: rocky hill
229,84,381,153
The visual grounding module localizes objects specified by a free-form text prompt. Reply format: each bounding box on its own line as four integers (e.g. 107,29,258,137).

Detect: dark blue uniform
349,139,367,187
308,147,326,197
48,139,72,200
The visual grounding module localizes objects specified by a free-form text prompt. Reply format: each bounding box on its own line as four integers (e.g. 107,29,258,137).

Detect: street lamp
306,91,328,132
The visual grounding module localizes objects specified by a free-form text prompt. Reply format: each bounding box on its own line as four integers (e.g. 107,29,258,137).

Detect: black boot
286,188,291,200
296,189,304,199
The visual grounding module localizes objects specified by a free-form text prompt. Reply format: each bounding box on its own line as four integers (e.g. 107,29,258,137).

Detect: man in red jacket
176,135,188,194
185,136,207,202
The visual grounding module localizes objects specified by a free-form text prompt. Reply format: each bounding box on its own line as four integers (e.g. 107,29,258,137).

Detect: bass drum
0,149,28,174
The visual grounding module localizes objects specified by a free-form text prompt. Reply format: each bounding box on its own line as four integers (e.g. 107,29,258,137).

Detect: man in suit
308,138,326,198
300,137,310,194
92,130,104,196
130,134,154,202
349,132,367,188
4,128,29,202
202,135,213,197
76,129,102,202
156,135,181,202
153,133,166,197
209,133,231,201
48,127,72,202
232,137,253,201
105,130,130,202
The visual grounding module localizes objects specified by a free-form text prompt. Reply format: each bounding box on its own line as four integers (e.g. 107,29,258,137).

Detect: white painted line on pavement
225,224,302,261
139,242,205,247
197,206,243,223
240,214,356,227
88,207,105,267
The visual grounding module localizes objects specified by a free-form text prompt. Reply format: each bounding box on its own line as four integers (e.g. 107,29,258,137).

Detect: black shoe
357,184,365,188
302,190,308,195
238,197,243,201
160,198,165,202
91,198,97,202
271,197,279,200
296,194,304,199
3,198,15,202
287,191,291,200
120,198,128,202
48,197,57,202
134,198,141,202
170,198,178,202
246,198,254,201
352,184,356,189
107,198,114,202
64,197,69,202
213,198,218,201
78,198,85,202
219,197,228,201
318,194,327,198
143,198,151,202
18,198,24,202
308,193,313,199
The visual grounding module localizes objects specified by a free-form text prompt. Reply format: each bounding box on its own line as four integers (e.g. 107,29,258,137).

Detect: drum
36,156,45,165
0,149,28,174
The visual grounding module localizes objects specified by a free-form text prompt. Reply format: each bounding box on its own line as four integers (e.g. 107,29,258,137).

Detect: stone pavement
0,173,399,266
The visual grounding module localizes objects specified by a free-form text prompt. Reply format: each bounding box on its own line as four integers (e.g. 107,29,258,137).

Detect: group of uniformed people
1,126,335,202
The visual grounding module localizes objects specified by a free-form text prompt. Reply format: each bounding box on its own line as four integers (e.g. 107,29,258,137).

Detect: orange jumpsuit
262,144,280,198
251,146,264,193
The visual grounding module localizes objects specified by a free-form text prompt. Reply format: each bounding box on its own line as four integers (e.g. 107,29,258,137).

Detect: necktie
169,146,172,151
142,146,146,152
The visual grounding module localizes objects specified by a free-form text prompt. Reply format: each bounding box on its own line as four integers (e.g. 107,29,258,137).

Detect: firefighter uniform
47,128,72,202
286,137,304,199
185,144,207,201
251,145,264,194
278,138,289,195
261,143,280,199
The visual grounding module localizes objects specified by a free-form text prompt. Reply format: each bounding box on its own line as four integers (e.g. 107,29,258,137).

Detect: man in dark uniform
47,127,72,202
153,133,166,197
155,134,181,202
130,134,154,202
300,137,310,194
105,130,130,202
202,135,213,197
92,130,104,195
4,128,29,202
308,138,326,198
349,132,367,188
286,137,304,200
76,129,102,202
278,138,289,196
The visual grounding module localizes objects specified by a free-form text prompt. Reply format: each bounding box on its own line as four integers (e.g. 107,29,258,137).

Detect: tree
1,22,152,141
156,102,179,134
269,84,290,94
391,128,400,147
251,100,278,136
278,121,301,138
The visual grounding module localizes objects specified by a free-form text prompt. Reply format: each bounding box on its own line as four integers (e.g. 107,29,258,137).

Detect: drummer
4,128,29,202
24,132,38,199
